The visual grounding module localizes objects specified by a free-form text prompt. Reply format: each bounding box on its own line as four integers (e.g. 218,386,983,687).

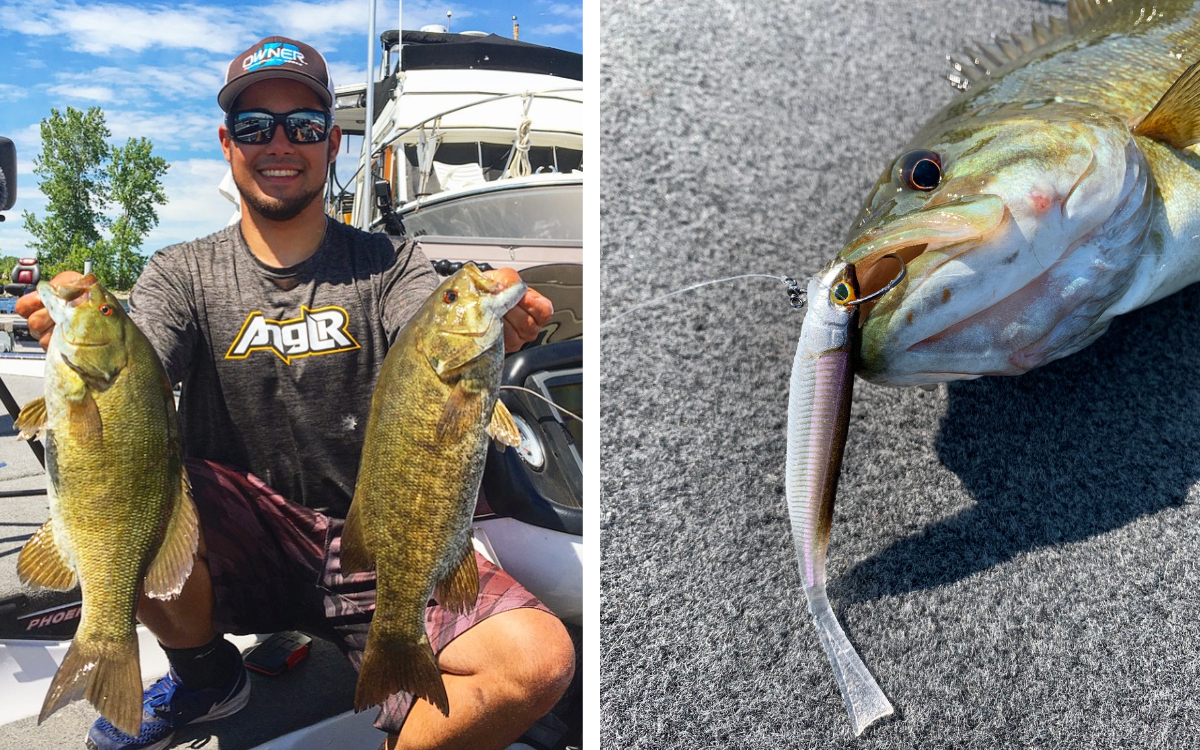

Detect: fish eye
831,282,855,305
443,290,458,304
899,149,942,191
99,304,114,317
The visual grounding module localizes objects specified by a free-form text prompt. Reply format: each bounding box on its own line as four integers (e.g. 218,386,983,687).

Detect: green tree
0,255,19,285
23,106,169,290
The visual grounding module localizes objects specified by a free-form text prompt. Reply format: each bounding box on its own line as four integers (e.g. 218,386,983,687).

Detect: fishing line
601,274,807,328
499,385,583,423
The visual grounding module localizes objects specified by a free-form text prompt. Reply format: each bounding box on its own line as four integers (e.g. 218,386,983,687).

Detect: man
18,36,575,750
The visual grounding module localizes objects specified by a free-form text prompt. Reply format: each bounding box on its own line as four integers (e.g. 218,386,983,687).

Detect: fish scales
342,264,524,716
17,274,197,736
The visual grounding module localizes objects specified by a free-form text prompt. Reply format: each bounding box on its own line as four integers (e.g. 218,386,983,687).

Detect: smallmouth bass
341,264,523,715
16,274,197,736
838,0,1200,385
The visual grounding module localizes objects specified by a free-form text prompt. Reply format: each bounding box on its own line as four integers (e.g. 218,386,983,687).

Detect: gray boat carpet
600,0,1200,747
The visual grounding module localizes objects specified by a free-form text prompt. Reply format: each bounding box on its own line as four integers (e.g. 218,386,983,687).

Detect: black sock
162,635,243,690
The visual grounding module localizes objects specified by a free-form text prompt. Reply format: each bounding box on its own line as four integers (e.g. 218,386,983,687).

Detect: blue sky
0,0,582,258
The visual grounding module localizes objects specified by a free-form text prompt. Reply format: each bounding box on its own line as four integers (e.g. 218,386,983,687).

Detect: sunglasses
226,108,331,145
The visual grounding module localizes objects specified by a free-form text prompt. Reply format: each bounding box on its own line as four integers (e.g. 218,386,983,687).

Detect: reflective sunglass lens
229,110,329,145
286,113,327,143
231,114,274,144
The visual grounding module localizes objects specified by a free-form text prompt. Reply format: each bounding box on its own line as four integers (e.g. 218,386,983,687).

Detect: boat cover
379,30,582,81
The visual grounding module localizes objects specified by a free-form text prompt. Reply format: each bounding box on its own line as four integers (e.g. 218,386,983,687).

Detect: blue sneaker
85,665,250,750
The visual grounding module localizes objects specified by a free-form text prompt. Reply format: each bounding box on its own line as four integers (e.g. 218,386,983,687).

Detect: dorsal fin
1010,31,1036,55
1031,20,1052,47
996,35,1022,61
1068,0,1095,26
944,0,1145,94
1068,0,1154,30
1132,56,1200,150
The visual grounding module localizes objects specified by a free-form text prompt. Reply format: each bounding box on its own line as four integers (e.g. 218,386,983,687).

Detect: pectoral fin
15,397,47,441
436,381,485,442
1133,56,1200,150
143,472,199,600
486,399,520,450
17,521,77,591
67,391,103,441
434,543,479,614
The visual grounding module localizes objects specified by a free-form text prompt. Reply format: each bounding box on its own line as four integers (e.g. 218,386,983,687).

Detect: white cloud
266,0,470,53
0,181,47,256
1,157,231,257
144,158,236,249
327,61,371,91
528,23,579,37
0,0,248,55
104,108,222,155
543,2,583,20
9,123,43,153
0,84,29,101
71,63,226,105
46,84,115,101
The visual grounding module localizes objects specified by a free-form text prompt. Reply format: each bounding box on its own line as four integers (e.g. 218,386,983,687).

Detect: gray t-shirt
129,218,439,517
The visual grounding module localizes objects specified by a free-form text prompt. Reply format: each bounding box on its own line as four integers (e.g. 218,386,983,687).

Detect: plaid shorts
185,459,552,734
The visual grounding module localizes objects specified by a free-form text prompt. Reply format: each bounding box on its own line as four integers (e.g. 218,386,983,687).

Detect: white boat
330,30,584,274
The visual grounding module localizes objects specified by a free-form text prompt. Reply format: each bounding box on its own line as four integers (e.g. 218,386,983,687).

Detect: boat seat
4,258,38,298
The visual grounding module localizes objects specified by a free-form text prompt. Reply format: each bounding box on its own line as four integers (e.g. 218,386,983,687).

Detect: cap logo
243,42,307,72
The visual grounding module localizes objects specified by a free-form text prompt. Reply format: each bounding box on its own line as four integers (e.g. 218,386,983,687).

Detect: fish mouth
838,193,1069,384
840,194,1006,313
490,280,527,315
52,274,99,302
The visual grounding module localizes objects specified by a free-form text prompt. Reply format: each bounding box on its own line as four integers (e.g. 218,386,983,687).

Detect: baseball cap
219,36,335,112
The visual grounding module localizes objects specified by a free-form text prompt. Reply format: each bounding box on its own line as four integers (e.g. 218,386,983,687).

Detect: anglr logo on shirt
243,42,306,72
226,306,360,364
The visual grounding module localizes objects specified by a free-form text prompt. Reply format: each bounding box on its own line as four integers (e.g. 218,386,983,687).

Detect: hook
845,254,906,307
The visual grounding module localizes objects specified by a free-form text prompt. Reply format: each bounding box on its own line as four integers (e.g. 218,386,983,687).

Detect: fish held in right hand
18,273,197,736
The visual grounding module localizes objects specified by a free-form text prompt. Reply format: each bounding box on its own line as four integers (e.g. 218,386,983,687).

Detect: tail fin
39,637,142,736
354,629,449,717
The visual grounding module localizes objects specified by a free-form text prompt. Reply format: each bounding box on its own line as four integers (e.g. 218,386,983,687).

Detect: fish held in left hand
341,264,524,716
15,274,197,736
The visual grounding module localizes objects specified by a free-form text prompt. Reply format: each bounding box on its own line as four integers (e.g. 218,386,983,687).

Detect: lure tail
805,585,893,735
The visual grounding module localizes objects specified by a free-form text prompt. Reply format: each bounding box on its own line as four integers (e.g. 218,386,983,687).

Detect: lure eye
99,304,114,317
899,149,942,191
831,282,855,305
443,290,458,304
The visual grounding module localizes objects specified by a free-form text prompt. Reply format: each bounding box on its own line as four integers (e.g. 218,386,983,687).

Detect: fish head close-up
39,273,131,379
418,263,528,378
837,99,1153,387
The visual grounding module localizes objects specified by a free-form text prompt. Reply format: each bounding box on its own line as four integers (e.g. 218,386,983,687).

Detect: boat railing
331,86,583,230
